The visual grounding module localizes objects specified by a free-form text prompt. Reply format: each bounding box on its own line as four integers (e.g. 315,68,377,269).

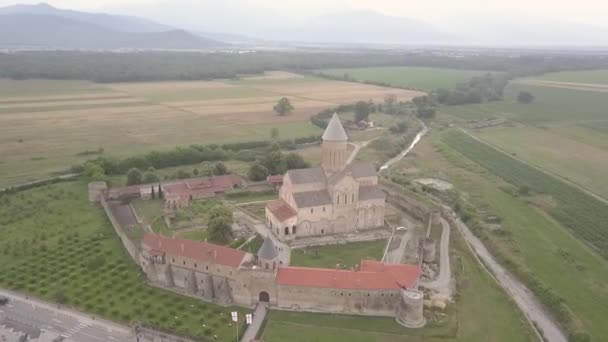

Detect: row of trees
247,144,309,181
6,50,608,83
123,162,229,186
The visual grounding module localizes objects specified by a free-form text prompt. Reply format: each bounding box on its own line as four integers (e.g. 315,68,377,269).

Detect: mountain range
0,3,223,49
1,3,608,49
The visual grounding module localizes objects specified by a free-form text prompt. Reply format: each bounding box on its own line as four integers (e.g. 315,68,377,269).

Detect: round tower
322,113,349,174
396,288,425,328
257,236,280,271
88,181,108,203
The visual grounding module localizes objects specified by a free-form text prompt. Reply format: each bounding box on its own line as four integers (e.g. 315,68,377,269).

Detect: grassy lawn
396,128,608,339
0,181,247,340
132,199,164,225
263,228,536,342
238,202,267,220
172,199,222,229
290,240,386,269
320,67,491,91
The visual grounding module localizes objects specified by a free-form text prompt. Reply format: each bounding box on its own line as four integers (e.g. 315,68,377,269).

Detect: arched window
344,194,347,204
310,208,313,214
292,225,296,235
284,227,289,235
337,196,340,205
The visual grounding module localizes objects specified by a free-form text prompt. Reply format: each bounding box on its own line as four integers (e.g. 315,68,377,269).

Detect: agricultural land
0,73,423,188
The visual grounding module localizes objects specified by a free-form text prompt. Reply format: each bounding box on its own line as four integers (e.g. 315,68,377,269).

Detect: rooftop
266,199,297,221
286,167,326,185
143,233,248,268
322,113,348,142
292,190,332,208
257,236,279,260
276,260,420,290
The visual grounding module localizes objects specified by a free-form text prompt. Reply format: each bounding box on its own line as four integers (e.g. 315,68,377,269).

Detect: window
200,280,204,284
206,266,209,270
344,194,347,204
284,227,289,235
292,225,296,235
352,194,355,202
337,196,340,205
311,208,313,214
194,263,197,268
323,207,325,212
321,229,324,234
183,260,186,265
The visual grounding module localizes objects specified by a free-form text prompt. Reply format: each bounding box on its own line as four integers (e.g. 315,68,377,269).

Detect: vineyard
443,130,608,258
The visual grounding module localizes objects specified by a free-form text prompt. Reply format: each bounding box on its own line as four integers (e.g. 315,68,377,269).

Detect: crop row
443,130,608,258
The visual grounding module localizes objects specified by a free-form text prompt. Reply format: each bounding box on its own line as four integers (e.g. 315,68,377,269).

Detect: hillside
0,13,224,49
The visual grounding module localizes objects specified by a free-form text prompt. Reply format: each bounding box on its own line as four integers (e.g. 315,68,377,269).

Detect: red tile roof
266,199,297,221
164,175,242,196
277,260,420,290
142,233,247,268
266,175,283,184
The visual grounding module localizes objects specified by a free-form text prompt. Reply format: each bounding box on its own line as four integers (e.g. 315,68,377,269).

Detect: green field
0,181,247,340
263,232,536,342
320,66,491,91
441,82,608,124
399,129,608,339
534,69,608,84
443,130,608,258
290,240,386,269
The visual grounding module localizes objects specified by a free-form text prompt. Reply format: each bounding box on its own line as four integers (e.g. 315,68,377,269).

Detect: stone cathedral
266,113,386,242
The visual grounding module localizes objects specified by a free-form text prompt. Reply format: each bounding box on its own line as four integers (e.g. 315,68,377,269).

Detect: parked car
0,296,9,305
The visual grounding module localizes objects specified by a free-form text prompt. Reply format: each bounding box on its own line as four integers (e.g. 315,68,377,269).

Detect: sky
2,0,608,28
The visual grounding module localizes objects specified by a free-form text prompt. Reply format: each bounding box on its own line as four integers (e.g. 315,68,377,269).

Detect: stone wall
100,197,140,263
277,285,399,316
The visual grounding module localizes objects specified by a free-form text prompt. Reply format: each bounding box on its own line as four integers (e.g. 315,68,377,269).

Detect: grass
320,66,491,91
470,124,608,198
443,130,608,258
290,240,386,269
0,181,247,340
132,199,164,225
262,227,536,342
172,199,222,229
238,202,267,220
441,82,608,124
534,69,608,84
397,128,608,339
0,78,110,98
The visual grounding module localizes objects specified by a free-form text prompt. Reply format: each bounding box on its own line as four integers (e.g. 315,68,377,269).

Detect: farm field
0,181,247,340
532,69,608,85
0,75,423,188
396,129,608,339
440,80,608,200
290,240,386,269
262,232,536,342
320,66,491,91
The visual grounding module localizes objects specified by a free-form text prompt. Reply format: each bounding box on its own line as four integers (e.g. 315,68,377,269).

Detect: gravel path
420,217,452,298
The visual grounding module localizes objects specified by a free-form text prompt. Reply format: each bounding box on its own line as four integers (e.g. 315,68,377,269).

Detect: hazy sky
3,0,608,28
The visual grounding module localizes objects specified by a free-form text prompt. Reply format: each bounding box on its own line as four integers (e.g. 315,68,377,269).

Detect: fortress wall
277,285,398,316
100,197,140,263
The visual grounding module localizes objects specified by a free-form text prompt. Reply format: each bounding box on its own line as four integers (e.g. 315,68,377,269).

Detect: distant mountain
0,2,173,33
257,10,450,44
436,14,608,46
0,13,224,49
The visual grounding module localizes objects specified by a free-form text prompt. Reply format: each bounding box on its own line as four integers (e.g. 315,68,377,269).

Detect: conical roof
322,113,348,141
257,236,278,260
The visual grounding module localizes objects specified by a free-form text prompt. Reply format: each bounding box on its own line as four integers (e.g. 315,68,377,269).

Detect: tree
261,150,286,175
273,97,294,116
151,185,155,199
158,184,163,199
83,162,106,181
143,166,160,183
126,168,143,185
412,96,437,119
389,121,408,134
208,205,233,244
517,91,535,104
213,162,228,176
176,170,190,179
284,153,308,170
270,127,279,140
248,162,269,181
354,101,371,122
383,94,398,114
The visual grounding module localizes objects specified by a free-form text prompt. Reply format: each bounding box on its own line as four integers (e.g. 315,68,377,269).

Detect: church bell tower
321,113,348,174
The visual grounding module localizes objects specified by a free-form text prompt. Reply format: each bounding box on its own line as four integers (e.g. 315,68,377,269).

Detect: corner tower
322,113,348,174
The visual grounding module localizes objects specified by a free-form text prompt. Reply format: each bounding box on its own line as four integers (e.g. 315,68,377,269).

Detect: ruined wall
277,285,399,316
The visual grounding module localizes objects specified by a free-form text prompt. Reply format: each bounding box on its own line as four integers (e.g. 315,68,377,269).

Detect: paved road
0,289,134,342
419,217,452,298
240,303,268,342
445,208,567,342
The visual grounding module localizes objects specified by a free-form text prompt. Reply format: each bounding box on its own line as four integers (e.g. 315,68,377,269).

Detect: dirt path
383,230,412,264
346,137,378,164
444,207,567,342
419,217,452,298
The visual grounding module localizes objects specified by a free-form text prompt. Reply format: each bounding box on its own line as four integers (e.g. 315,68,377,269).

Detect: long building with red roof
139,232,424,326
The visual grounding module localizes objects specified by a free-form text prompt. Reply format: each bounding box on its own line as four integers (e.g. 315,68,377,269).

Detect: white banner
245,313,253,325
231,311,238,322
